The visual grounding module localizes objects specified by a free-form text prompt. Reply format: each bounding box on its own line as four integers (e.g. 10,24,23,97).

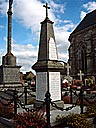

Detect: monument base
34,100,64,111
0,65,22,89
0,65,21,83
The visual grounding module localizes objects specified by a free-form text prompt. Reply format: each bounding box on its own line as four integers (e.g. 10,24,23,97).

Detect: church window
81,47,87,72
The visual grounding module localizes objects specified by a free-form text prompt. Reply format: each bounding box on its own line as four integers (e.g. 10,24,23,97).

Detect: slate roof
72,9,96,34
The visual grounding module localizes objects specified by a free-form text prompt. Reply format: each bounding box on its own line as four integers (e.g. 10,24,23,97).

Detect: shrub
0,101,14,118
15,110,46,128
56,113,92,128
86,104,96,118
28,97,36,105
66,113,92,128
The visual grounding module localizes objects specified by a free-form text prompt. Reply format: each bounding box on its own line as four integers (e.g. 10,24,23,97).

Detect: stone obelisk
0,0,22,88
32,3,64,107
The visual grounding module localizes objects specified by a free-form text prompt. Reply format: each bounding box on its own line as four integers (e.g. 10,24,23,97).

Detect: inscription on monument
3,67,20,83
36,72,47,101
36,72,61,101
49,72,61,101
49,37,58,60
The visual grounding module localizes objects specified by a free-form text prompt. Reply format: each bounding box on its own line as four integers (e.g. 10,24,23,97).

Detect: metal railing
0,85,96,128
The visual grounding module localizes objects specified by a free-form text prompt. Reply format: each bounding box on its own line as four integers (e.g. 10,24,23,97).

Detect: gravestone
64,63,72,83
77,70,84,81
0,0,22,89
32,3,64,107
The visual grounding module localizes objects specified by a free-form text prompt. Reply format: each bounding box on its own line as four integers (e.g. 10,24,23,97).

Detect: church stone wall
0,67,3,83
69,25,96,79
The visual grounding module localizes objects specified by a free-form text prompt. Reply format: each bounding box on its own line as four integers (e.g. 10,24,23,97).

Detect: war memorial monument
32,3,64,107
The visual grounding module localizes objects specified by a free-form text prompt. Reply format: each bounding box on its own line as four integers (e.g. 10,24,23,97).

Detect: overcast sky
0,0,96,73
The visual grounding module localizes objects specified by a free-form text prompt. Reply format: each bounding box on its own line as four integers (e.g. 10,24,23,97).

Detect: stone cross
43,3,50,18
77,70,84,81
65,63,71,76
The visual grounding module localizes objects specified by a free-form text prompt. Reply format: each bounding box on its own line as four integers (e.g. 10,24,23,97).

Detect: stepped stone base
0,84,22,91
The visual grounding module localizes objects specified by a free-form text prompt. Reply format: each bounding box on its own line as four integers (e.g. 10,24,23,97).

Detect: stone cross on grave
65,63,71,76
43,3,50,18
77,70,84,81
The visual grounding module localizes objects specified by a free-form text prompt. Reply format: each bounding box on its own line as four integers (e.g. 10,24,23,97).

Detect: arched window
81,45,87,72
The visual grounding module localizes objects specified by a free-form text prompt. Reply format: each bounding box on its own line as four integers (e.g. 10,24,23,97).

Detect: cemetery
0,0,96,128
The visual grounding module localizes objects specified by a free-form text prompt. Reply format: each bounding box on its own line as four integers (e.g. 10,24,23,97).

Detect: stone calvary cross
0,0,22,88
43,3,50,18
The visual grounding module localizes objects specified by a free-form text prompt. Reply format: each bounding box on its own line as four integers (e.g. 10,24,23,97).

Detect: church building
68,9,96,82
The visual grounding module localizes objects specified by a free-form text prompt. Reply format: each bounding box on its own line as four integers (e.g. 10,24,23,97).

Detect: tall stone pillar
0,0,22,88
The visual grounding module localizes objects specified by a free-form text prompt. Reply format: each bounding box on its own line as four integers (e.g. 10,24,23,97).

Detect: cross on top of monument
43,3,50,18
65,63,71,76
77,70,84,81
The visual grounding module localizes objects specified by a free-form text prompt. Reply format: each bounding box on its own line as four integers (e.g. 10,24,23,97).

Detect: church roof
72,9,96,34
